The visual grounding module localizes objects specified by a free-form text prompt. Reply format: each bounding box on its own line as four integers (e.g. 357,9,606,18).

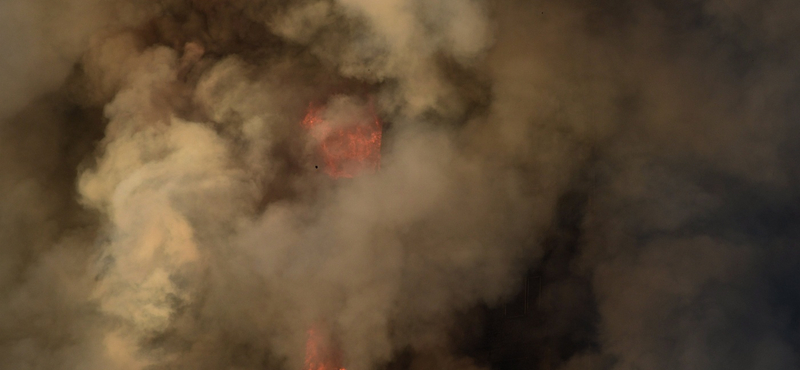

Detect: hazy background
1,0,799,369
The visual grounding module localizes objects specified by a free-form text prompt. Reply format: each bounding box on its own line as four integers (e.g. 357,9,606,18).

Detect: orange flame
303,326,345,370
301,101,382,179
300,97,377,370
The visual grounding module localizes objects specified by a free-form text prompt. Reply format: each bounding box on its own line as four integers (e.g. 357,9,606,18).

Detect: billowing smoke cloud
2,0,800,370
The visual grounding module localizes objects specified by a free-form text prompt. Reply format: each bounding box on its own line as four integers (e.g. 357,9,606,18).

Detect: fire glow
303,326,345,370
300,97,383,370
301,100,382,179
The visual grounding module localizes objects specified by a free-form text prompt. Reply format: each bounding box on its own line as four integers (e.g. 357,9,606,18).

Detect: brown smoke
2,1,800,370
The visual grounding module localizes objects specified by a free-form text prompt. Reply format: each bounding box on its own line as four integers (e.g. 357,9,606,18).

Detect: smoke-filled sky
2,0,800,369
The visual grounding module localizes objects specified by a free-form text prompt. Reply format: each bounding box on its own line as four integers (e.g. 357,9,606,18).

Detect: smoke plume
1,1,800,370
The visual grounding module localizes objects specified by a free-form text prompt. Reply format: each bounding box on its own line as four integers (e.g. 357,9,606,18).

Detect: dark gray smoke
1,1,799,369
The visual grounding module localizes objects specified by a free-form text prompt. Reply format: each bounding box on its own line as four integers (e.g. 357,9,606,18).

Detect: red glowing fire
300,96,381,370
303,326,345,370
301,100,382,179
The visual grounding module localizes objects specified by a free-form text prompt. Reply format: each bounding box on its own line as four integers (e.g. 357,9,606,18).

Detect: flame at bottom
303,325,345,370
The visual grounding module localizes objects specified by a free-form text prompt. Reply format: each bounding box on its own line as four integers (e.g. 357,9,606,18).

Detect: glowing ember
303,326,345,370
301,100,382,179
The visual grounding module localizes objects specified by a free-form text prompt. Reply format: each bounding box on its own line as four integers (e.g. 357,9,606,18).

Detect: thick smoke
1,0,800,370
